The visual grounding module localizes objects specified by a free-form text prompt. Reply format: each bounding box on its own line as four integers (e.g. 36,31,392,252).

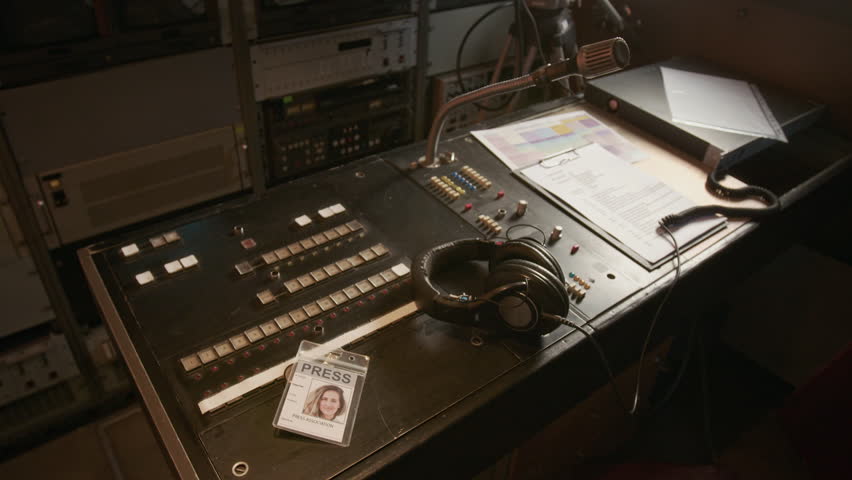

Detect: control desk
79,97,851,479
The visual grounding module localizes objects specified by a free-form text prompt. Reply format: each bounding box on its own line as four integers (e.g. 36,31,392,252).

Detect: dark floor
563,241,852,480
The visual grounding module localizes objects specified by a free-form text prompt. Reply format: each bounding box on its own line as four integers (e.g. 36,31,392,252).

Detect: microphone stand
421,37,630,169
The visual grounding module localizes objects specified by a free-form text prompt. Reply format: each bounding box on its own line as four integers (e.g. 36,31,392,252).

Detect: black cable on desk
629,223,682,415
660,166,781,228
551,314,630,416
543,223,684,418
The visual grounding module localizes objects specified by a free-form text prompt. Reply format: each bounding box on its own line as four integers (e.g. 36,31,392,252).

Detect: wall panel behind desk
0,47,241,176
0,47,247,247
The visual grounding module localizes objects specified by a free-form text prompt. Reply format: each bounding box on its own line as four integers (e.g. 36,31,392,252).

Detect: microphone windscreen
577,38,630,78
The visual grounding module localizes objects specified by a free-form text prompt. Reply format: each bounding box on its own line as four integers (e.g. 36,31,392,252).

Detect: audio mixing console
80,99,670,479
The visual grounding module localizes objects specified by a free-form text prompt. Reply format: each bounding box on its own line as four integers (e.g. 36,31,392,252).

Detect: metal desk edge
77,246,200,480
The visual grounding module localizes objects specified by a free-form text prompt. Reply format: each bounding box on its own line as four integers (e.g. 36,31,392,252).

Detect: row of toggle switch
448,172,478,192
568,272,592,290
235,220,363,276
120,230,181,258
256,243,389,305
135,255,199,286
459,166,492,189
179,262,411,372
477,214,502,235
565,282,587,300
428,176,461,201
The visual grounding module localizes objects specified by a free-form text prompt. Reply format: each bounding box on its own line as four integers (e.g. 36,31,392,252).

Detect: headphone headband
413,238,496,317
412,237,569,335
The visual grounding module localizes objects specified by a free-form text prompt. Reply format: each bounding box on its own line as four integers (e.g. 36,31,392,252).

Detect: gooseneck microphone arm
423,37,630,167
426,75,537,166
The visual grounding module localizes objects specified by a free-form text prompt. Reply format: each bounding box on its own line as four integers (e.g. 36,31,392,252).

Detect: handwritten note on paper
522,143,726,264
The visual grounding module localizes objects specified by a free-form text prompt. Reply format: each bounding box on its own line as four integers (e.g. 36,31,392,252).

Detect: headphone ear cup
492,238,565,283
486,259,570,331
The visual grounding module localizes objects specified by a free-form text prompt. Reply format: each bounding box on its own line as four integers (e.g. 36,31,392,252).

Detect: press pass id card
273,341,369,446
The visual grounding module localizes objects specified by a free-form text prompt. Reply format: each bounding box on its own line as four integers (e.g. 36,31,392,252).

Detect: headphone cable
629,223,682,414
553,315,630,415
551,222,682,417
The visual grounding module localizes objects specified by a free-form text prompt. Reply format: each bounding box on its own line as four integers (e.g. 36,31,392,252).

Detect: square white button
257,290,276,305
235,262,253,275
294,215,312,227
318,207,334,219
198,348,218,364
330,203,346,214
180,355,202,372
213,342,235,357
164,261,183,274
149,236,167,248
179,255,198,268
317,297,335,311
245,327,265,343
275,315,294,329
121,244,139,257
260,321,280,336
345,220,363,231
164,231,181,243
391,263,411,276
230,334,250,350
135,271,155,285
289,309,308,324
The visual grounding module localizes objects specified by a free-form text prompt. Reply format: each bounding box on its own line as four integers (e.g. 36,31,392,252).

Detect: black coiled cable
660,166,781,227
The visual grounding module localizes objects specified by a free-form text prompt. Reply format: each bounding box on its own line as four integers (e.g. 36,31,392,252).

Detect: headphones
412,237,570,336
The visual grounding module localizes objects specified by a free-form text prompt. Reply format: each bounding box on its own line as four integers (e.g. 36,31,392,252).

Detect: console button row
135,254,199,286
179,262,411,372
256,243,389,305
234,220,364,276
120,230,181,258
